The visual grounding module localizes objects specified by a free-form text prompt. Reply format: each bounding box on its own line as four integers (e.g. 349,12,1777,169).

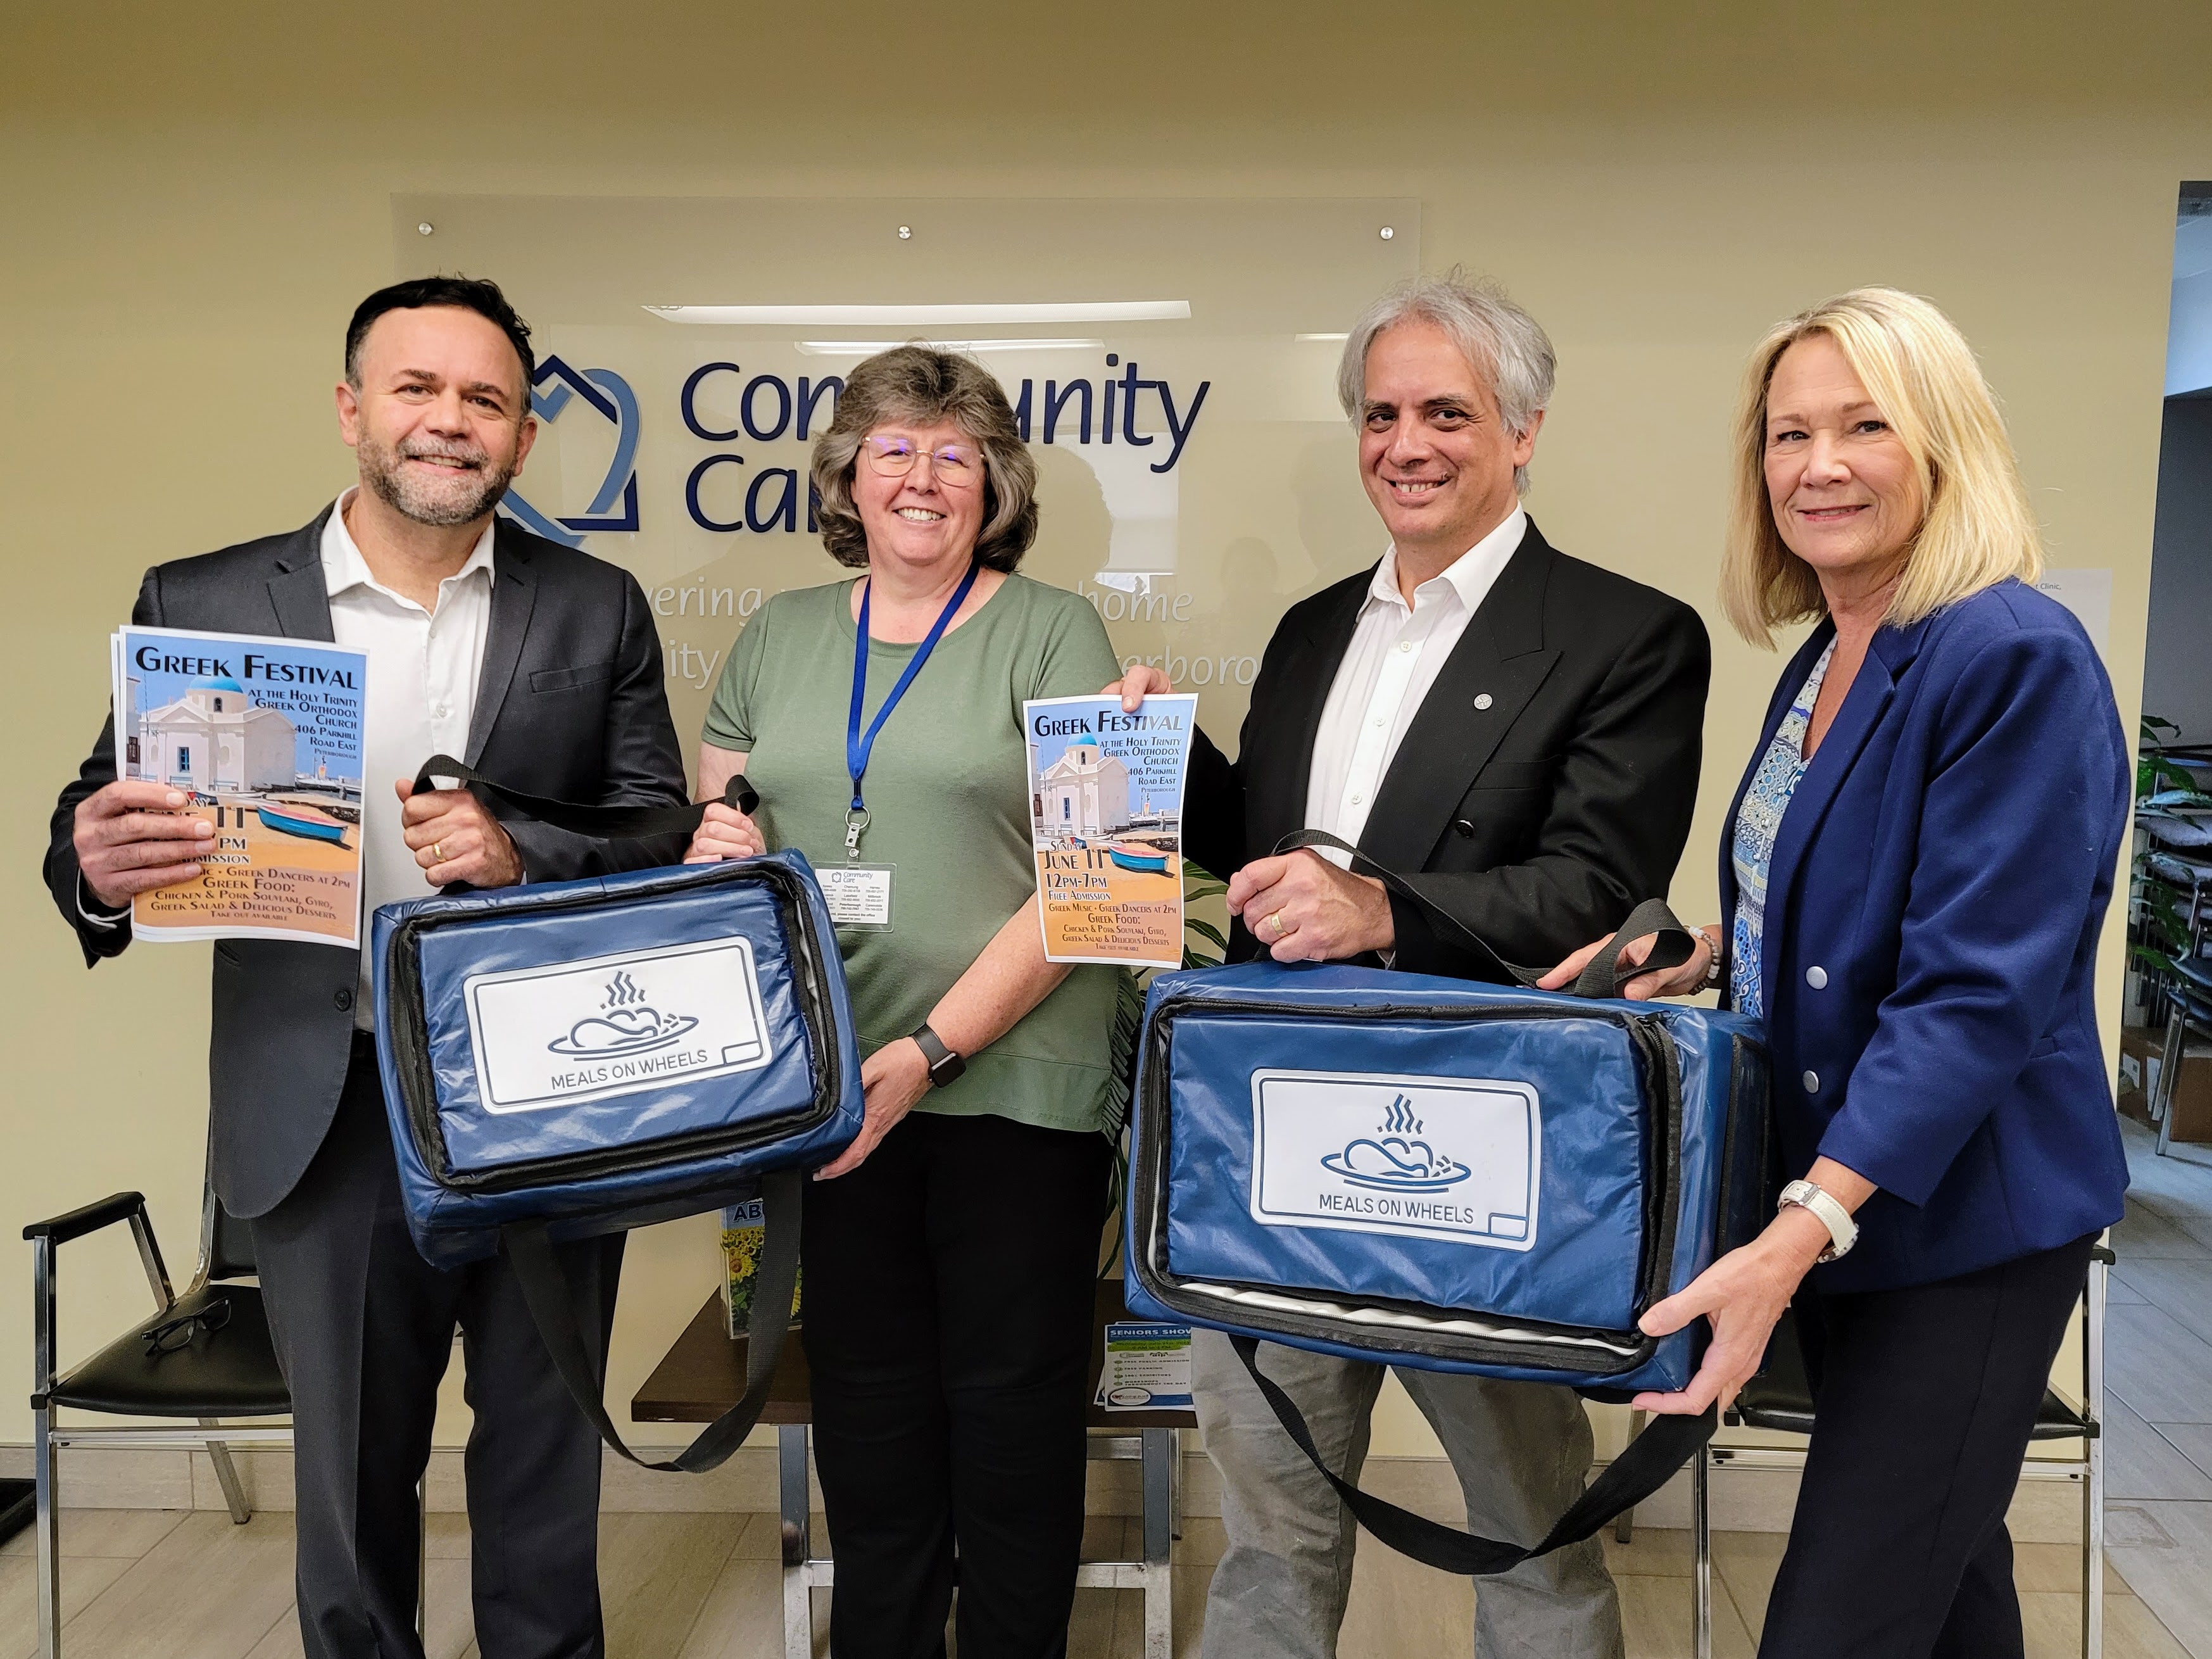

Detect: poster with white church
111,625,368,946
1024,693,1197,969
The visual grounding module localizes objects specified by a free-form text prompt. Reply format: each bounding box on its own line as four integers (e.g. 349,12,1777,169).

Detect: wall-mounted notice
111,625,368,946
2035,567,2113,659
1025,693,1197,969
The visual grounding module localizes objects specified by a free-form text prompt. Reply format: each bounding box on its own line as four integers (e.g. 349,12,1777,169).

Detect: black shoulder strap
436,750,781,1472
1272,828,1695,999
1250,829,1712,1566
412,753,757,840
1232,1335,1714,1575
501,1166,803,1473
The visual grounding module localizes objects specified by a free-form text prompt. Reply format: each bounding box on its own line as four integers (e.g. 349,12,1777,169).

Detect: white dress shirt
323,489,496,1026
1304,507,1526,859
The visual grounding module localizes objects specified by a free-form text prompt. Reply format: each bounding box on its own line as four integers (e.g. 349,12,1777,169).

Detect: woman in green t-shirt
686,346,1128,1656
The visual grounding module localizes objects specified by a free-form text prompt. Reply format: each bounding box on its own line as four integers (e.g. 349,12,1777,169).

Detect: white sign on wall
2035,567,2113,657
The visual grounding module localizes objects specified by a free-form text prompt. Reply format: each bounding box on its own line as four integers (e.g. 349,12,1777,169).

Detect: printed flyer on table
111,624,370,947
1095,1321,1195,1411
1023,693,1198,969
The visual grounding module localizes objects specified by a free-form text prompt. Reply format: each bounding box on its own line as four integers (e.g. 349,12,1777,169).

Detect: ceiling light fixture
644,301,1191,326
793,337,1107,356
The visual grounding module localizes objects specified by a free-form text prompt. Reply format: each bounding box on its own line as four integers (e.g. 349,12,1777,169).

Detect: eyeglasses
862,436,981,484
143,1296,231,1357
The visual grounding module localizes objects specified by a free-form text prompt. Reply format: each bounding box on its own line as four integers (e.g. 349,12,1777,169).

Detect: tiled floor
2103,1117,2212,1656
0,1506,2193,1659
9,1116,2209,1656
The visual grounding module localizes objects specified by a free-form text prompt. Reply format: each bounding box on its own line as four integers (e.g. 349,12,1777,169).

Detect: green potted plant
2129,715,2212,1021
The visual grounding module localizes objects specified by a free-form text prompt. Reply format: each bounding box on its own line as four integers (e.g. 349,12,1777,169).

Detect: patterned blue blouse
1728,638,1837,1019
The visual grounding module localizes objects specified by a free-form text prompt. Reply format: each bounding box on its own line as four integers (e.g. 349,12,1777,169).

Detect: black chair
2134,848,2212,1042
1684,1247,2111,1659
25,1174,287,1659
2149,954,2212,1158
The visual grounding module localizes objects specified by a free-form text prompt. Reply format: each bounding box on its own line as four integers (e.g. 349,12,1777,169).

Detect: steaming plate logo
1317,1094,1471,1192
1250,1068,1540,1251
463,937,773,1113
546,969,700,1058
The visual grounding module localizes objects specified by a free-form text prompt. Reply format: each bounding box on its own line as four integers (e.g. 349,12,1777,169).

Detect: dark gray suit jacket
46,505,692,1218
1183,517,1711,977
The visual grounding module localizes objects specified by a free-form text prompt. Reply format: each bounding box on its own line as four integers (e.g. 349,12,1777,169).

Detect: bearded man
44,277,690,1659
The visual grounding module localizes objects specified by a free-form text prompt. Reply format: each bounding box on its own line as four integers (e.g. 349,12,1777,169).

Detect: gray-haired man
1160,273,1711,1656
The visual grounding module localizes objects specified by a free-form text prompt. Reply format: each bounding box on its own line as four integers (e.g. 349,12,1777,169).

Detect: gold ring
1266,911,1288,938
431,841,444,864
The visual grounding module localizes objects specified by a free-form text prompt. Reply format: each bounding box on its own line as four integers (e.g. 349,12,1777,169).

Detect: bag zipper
384,862,845,1195
1127,991,1681,1377
1712,1031,1771,1258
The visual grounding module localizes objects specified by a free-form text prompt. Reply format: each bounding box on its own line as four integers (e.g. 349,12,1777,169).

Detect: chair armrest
24,1192,148,1246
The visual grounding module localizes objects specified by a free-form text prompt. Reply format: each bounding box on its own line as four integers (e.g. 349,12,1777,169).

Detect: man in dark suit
46,276,690,1659
1147,274,1709,1658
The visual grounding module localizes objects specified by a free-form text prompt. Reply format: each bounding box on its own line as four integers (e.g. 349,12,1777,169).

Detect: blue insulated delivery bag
372,758,865,1473
1124,847,1771,1574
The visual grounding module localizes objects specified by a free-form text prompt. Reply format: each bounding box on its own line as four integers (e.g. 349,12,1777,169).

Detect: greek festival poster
111,625,370,946
1024,693,1198,969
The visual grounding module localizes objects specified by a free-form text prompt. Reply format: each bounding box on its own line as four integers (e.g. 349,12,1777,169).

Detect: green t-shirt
703,574,1129,1134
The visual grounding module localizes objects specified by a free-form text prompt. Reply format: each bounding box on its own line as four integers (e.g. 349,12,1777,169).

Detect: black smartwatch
909,1022,967,1089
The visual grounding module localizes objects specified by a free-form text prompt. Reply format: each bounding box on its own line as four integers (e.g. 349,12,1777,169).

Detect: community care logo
462,938,772,1113
501,356,641,548
1249,1069,1540,1251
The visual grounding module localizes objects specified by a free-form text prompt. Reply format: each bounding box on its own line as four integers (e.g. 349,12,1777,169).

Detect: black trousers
801,1107,1114,1659
251,1036,623,1659
1758,1233,2097,1658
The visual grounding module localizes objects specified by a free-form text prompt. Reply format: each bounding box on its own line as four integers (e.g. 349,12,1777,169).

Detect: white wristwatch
1778,1179,1858,1263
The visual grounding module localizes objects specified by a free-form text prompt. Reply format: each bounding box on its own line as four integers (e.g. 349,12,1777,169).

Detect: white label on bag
1248,1069,1541,1250
464,937,774,1113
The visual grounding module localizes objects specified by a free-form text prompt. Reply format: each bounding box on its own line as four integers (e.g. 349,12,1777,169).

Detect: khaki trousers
1191,1329,1623,1659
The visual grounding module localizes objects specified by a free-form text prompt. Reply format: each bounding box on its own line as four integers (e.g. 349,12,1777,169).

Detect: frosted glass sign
391,196,1419,748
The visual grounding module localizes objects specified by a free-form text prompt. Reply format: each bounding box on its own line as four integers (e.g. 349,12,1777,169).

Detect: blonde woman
1545,288,2128,1657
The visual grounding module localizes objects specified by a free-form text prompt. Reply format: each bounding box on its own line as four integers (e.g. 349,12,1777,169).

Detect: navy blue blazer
1718,580,2130,1294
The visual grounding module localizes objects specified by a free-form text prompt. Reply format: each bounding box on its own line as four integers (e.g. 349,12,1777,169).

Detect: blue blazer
1718,580,2129,1293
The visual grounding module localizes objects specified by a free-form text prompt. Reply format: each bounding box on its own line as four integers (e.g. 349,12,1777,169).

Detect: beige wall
3,3,2204,1454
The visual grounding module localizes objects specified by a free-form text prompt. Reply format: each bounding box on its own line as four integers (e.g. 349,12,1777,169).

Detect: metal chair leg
2154,1006,2186,1157
34,1403,60,1659
1141,1428,1175,1659
201,1427,251,1524
1692,1443,1712,1659
1170,1425,1183,1544
31,1229,61,1659
2085,1252,2108,1659
781,1425,813,1659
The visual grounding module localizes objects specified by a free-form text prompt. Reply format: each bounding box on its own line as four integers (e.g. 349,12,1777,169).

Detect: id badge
820,862,895,930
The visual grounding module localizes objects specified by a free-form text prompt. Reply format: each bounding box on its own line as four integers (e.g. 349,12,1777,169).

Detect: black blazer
45,506,691,1218
1184,519,1711,977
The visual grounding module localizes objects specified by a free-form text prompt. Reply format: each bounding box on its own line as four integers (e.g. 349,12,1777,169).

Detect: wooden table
633,1278,1193,1659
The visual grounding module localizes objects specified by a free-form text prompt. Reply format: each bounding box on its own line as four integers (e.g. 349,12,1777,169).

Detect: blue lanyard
844,560,980,857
